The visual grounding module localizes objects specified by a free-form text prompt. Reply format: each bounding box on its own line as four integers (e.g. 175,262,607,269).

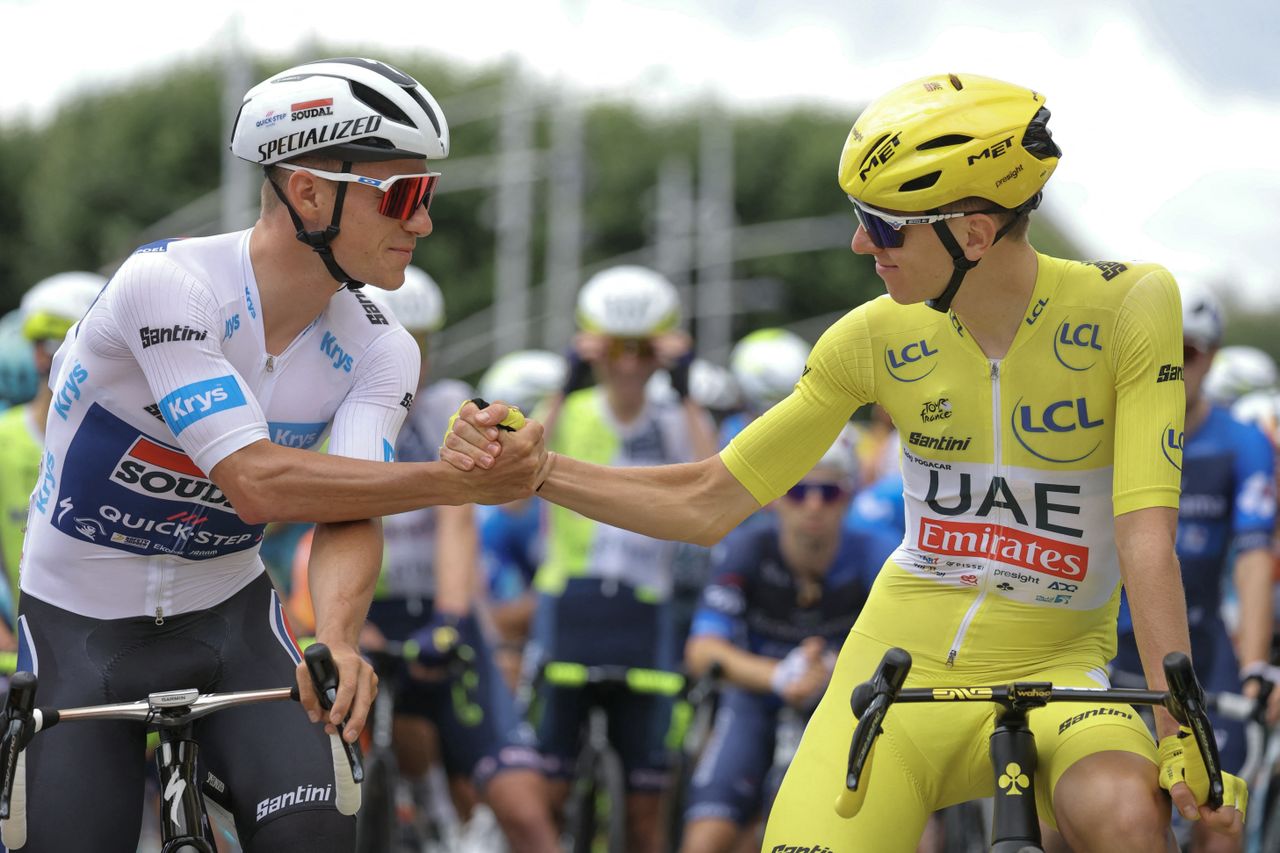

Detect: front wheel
354,748,398,853
566,743,627,853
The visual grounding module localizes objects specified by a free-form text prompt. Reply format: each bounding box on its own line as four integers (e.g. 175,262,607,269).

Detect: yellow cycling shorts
761,631,1157,852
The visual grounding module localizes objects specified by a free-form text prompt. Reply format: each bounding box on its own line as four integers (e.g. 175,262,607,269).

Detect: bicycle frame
836,649,1225,853
0,644,362,851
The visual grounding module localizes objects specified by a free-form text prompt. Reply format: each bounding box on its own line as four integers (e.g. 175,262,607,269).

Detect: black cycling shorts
13,573,354,852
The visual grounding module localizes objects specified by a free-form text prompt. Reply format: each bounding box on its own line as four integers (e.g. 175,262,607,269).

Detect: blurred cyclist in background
0,272,104,643
680,425,882,852
1204,345,1278,406
475,349,566,688
721,328,810,447
0,311,37,411
1110,281,1275,853
359,267,557,851
530,265,717,852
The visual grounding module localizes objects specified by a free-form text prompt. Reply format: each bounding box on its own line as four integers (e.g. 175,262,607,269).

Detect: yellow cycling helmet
839,73,1060,212
838,73,1061,313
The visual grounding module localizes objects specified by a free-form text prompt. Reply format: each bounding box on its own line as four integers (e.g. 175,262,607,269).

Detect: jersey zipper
945,359,1002,667
265,354,275,373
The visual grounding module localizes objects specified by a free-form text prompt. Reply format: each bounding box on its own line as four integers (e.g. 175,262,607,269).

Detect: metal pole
219,15,253,231
695,108,734,359
493,79,536,358
655,157,695,325
542,94,584,352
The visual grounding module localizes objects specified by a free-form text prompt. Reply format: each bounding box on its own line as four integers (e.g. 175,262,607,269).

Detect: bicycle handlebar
835,648,1227,818
0,643,364,848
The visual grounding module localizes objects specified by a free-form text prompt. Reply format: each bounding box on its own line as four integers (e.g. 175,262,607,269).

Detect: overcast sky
4,0,1279,305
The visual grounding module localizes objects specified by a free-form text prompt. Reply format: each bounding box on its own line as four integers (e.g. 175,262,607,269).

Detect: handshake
439,398,553,505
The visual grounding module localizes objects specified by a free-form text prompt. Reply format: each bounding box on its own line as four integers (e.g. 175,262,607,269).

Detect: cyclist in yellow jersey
441,72,1246,849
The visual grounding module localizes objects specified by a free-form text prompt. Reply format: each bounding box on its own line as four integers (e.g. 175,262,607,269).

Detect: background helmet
575,266,681,337
1204,345,1278,405
1232,390,1280,444
0,311,36,406
839,73,1061,213
20,271,107,341
231,57,449,165
1180,280,1225,352
731,328,810,411
647,358,742,412
478,350,567,414
364,265,445,333
810,422,861,486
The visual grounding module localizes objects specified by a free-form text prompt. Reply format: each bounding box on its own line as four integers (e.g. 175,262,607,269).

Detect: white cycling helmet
1205,346,1278,405
1180,280,1224,352
364,266,444,333
1232,390,1280,443
730,328,811,411
646,359,742,411
576,266,680,337
21,271,107,341
230,57,449,165
478,350,568,414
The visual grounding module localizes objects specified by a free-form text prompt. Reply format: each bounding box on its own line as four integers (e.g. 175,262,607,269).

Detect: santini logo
139,325,208,349
256,783,332,821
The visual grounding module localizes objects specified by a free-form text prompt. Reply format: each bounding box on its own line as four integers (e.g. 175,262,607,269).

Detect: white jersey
378,379,473,601
21,231,420,620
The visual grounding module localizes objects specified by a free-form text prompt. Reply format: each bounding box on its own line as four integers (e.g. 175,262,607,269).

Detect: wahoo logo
857,132,901,181
320,331,353,372
1011,397,1104,463
111,436,235,512
1162,424,1183,471
139,324,208,349
255,783,332,821
1053,321,1103,372
159,375,245,435
884,339,939,382
53,360,89,421
269,421,327,450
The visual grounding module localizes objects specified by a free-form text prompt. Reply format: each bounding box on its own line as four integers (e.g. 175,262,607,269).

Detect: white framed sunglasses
275,164,441,220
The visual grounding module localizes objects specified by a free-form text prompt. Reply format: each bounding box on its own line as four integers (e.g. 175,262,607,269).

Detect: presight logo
111,436,236,512
1053,321,1103,372
884,339,939,382
1162,423,1183,471
1011,396,1104,463
158,375,246,436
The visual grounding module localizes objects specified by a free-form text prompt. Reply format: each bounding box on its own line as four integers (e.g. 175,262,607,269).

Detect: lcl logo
1053,321,1103,372
884,339,939,382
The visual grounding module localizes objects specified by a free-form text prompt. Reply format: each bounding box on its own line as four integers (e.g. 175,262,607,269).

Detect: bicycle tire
567,743,627,853
354,748,399,853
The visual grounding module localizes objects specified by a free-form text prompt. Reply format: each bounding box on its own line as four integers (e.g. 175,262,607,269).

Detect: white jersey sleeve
327,326,420,462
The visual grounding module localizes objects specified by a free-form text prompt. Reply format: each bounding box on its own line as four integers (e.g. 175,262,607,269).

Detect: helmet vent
405,88,444,138
350,81,413,126
899,172,941,192
1022,106,1062,161
949,74,964,91
916,134,973,151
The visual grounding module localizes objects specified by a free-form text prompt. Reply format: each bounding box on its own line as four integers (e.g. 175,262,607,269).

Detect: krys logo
158,375,246,436
885,339,939,382
1011,396,1105,463
1162,423,1183,471
1053,321,1103,372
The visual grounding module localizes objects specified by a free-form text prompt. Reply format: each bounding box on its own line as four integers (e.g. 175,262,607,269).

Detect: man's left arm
1231,425,1277,680
301,518,382,742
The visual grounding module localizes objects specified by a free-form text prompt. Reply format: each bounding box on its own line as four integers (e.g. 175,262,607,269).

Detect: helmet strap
924,211,1026,313
265,162,369,291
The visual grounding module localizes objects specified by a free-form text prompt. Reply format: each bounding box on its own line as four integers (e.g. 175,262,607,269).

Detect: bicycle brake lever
0,672,37,819
303,644,365,784
1163,651,1225,810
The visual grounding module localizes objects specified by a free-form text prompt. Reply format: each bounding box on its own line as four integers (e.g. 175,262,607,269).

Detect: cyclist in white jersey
12,58,542,853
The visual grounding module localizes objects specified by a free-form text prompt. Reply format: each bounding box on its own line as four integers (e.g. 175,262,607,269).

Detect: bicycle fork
989,706,1042,853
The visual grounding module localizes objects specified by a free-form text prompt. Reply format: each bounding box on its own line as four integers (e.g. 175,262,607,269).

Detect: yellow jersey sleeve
1110,266,1184,515
720,306,875,504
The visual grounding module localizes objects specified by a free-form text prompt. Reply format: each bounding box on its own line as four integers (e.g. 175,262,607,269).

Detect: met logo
159,376,247,436
884,339,939,382
1053,321,1103,372
1011,397,1104,463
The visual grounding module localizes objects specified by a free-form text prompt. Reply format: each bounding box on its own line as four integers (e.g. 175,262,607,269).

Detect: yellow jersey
722,254,1184,677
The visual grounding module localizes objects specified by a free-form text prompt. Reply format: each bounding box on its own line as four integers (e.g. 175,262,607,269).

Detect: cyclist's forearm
685,635,776,693
537,454,758,547
1233,547,1274,670
212,440,488,524
308,518,383,648
1116,507,1190,737
433,504,477,615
